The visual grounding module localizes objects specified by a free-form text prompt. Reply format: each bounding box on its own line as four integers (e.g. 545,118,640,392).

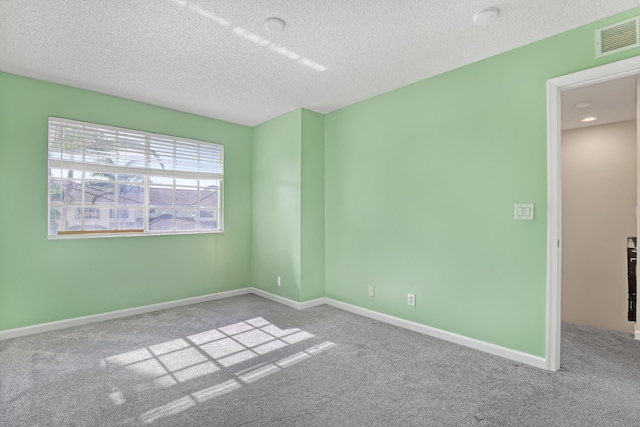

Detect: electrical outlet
277,276,281,286
407,293,416,307
368,285,375,297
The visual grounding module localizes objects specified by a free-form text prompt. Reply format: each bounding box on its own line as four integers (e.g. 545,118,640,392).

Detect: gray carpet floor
1,294,639,426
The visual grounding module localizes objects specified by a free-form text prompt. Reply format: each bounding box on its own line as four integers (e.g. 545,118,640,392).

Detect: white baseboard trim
324,298,548,370
0,287,547,370
249,288,327,310
0,288,252,341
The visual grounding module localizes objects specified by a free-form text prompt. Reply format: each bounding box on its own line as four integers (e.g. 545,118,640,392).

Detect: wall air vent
596,16,640,57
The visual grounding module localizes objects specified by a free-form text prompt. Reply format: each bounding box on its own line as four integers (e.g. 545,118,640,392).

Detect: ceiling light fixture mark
168,1,326,72
574,101,592,108
581,116,598,122
473,8,500,26
264,18,286,33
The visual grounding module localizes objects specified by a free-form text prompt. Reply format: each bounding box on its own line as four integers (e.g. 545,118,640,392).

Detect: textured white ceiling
1,0,639,126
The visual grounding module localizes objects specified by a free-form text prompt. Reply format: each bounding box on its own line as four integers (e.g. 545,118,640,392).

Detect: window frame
47,117,224,239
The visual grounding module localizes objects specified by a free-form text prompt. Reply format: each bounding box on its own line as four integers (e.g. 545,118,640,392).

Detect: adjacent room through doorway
560,75,637,334
547,55,640,371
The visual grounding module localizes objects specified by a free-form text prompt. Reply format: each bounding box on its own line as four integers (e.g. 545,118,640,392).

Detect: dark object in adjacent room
627,237,636,322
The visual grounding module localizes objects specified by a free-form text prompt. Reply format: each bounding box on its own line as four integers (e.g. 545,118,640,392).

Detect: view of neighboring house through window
48,117,224,238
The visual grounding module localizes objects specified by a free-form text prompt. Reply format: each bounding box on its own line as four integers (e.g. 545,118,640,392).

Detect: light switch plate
515,203,534,220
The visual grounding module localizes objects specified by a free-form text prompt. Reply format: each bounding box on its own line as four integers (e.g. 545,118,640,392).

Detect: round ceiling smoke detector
264,17,285,33
473,8,500,26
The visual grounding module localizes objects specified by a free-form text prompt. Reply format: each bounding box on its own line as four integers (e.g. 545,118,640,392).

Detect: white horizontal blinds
48,117,223,179
148,135,223,176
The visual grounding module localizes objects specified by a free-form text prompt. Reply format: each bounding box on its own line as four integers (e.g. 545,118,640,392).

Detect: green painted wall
0,72,253,331
300,110,325,301
252,110,302,300
323,7,640,357
251,109,325,302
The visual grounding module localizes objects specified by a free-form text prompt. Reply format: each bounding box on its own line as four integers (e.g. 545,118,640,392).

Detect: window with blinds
48,117,224,238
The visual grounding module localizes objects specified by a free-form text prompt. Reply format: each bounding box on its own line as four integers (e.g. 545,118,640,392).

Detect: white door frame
546,55,640,371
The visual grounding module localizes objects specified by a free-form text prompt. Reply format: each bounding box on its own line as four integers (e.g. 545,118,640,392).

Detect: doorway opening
546,55,640,371
560,77,637,334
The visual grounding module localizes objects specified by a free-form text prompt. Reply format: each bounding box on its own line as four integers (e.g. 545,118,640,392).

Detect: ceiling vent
596,16,640,57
